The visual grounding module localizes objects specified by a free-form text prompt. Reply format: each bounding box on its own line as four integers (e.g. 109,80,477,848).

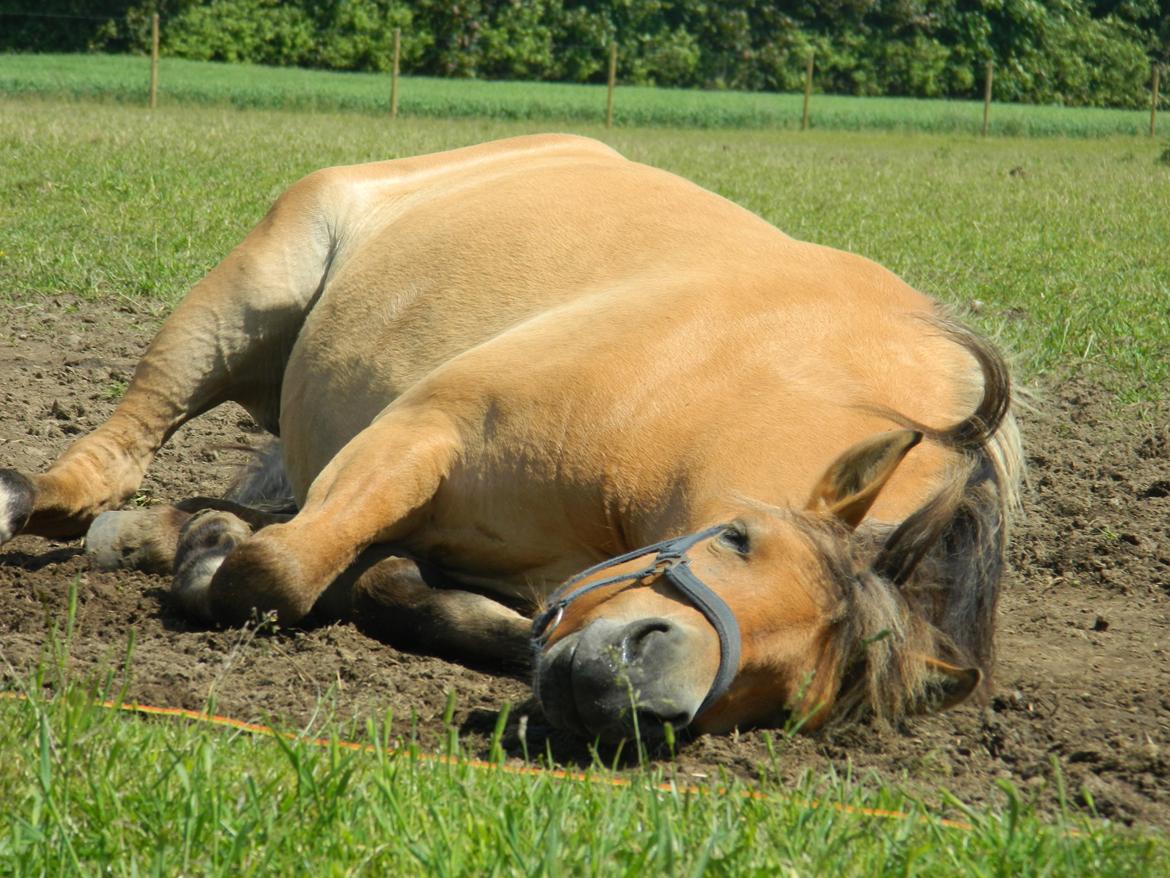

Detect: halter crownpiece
531,524,743,721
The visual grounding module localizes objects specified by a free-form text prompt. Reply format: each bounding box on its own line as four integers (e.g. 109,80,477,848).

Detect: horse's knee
350,555,440,635
86,506,192,574
0,469,35,546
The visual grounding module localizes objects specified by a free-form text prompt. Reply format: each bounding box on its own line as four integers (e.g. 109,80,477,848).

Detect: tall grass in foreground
1,681,1165,875
2,99,1167,398
0,53,1160,138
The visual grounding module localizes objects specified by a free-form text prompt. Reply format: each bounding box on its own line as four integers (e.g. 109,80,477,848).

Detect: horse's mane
811,317,1024,725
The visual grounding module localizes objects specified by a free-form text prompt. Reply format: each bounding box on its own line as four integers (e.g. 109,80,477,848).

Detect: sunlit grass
2,97,1167,397
0,53,1160,137
2,681,1165,875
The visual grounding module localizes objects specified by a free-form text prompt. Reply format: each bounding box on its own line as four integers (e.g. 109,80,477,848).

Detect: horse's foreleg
190,405,463,626
170,517,530,664
343,553,531,666
171,509,258,621
0,182,334,546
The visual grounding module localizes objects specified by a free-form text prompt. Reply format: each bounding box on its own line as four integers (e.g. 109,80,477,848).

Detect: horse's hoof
0,469,35,547
85,508,187,575
172,510,254,622
172,551,228,622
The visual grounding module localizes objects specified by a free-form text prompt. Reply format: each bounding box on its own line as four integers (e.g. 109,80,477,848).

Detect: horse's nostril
618,618,674,663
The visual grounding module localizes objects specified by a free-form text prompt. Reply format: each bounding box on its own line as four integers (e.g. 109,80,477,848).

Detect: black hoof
0,469,35,546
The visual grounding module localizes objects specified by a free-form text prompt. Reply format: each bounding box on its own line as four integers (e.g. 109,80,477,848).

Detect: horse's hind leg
85,505,196,575
0,177,335,547
85,440,294,574
86,499,293,576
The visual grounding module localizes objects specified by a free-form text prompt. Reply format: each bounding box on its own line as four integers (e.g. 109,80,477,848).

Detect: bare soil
2,296,1168,829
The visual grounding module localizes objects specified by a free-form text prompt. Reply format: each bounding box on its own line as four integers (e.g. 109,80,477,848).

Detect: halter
531,524,743,721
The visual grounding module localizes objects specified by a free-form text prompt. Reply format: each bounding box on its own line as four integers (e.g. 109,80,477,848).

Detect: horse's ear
919,655,982,712
806,430,922,529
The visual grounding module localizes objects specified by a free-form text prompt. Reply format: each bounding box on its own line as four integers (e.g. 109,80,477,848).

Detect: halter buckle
542,604,564,642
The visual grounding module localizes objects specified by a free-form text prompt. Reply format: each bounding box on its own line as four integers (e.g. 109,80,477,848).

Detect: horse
0,134,1022,743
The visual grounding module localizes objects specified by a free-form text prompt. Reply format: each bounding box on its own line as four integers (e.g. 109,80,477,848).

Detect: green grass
0,583,1163,873
2,97,1167,398
2,680,1165,875
1,52,1163,137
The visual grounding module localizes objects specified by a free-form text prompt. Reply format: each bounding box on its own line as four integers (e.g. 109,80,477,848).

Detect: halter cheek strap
531,524,742,721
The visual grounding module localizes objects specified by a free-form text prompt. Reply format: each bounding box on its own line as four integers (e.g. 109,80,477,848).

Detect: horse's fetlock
207,538,315,627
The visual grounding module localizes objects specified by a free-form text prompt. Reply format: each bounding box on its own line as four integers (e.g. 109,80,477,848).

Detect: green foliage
0,0,137,52
1,0,1166,108
162,0,314,66
155,0,421,71
476,1,557,80
313,1,419,72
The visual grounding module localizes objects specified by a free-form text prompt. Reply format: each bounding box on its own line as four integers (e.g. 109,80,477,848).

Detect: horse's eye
720,525,750,555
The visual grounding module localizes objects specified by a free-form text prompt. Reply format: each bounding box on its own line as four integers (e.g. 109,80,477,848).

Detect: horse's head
532,428,984,744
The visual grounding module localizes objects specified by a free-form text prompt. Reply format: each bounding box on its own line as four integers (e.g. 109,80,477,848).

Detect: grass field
2,95,1168,398
1,52,1164,137
2,682,1166,875
2,597,1166,876
1,84,1169,872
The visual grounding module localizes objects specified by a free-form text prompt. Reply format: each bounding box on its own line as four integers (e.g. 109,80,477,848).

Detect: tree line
3,1,1167,109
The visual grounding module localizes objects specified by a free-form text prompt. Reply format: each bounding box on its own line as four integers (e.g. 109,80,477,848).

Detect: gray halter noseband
531,524,743,721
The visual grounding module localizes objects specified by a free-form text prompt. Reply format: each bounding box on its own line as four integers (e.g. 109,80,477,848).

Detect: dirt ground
2,295,1167,830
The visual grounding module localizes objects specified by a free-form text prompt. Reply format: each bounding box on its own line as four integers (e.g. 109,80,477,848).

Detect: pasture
0,53,1163,138
1,85,1168,872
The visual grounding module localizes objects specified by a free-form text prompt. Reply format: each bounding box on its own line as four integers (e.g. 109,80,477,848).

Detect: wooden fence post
606,43,617,128
149,12,159,109
801,52,814,131
1151,62,1161,138
390,27,401,119
982,60,993,136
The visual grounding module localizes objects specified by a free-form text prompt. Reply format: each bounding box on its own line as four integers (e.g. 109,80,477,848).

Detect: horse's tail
224,440,298,513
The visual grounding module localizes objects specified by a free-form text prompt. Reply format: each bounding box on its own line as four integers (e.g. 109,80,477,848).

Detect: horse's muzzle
534,617,711,743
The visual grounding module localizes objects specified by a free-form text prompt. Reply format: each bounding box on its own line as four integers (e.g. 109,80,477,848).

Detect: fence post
982,60,993,136
801,52,814,131
606,43,617,128
1151,62,1161,138
390,27,401,119
149,12,159,109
